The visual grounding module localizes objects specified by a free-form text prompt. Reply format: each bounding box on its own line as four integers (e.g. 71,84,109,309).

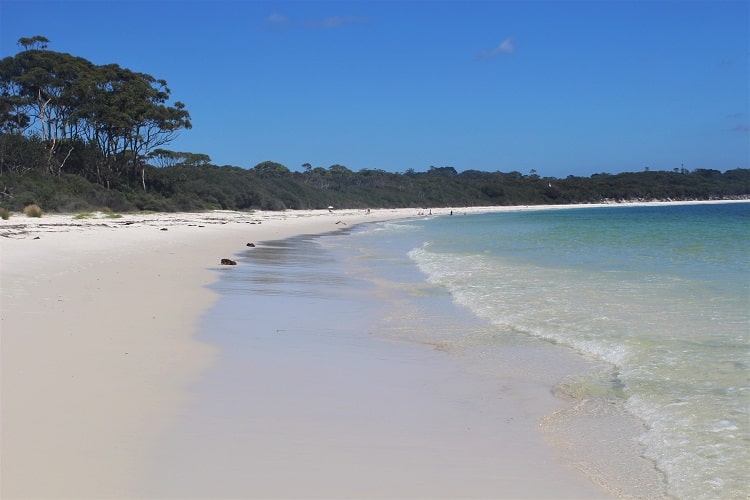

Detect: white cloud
476,37,516,59
307,15,368,29
264,12,290,28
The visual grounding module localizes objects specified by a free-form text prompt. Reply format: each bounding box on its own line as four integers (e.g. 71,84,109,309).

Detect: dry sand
0,208,415,499
0,206,621,498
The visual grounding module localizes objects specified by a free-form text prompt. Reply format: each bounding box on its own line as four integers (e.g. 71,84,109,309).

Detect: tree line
1,36,748,213
0,36,190,189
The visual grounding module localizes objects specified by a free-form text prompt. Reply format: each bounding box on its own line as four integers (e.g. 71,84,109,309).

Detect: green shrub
23,204,43,217
0,208,11,220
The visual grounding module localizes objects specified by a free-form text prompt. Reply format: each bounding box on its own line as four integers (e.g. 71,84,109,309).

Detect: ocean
311,202,749,499
172,201,749,498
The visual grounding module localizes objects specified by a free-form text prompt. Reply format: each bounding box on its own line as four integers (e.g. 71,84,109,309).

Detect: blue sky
1,0,748,177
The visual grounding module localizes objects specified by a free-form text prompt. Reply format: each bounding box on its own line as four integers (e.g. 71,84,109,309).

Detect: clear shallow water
199,202,748,498
144,231,619,497
330,202,748,499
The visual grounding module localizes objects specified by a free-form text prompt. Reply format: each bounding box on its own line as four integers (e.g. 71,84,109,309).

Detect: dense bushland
0,136,747,213
1,36,747,213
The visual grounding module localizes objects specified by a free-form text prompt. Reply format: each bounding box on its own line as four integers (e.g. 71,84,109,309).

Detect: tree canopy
0,36,190,187
0,36,747,213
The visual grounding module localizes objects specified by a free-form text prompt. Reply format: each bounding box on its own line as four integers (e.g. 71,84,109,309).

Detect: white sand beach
0,204,698,498
0,208,418,498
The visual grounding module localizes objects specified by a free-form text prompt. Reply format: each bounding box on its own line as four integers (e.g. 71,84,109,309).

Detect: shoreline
2,201,744,498
0,208,414,498
138,237,612,498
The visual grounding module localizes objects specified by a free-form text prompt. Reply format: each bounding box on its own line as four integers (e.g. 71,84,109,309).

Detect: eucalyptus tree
17,36,50,51
0,36,191,186
327,164,353,191
0,42,94,173
148,149,211,168
76,63,191,187
252,161,291,176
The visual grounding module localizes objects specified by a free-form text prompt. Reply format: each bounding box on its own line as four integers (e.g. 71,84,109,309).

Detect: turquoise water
323,202,749,499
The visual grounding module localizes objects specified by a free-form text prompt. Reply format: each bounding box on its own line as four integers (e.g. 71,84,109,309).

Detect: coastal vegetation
22,203,43,217
1,36,748,213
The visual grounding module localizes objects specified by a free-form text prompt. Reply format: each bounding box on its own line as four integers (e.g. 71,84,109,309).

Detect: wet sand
0,209,412,498
133,231,610,498
0,205,641,498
